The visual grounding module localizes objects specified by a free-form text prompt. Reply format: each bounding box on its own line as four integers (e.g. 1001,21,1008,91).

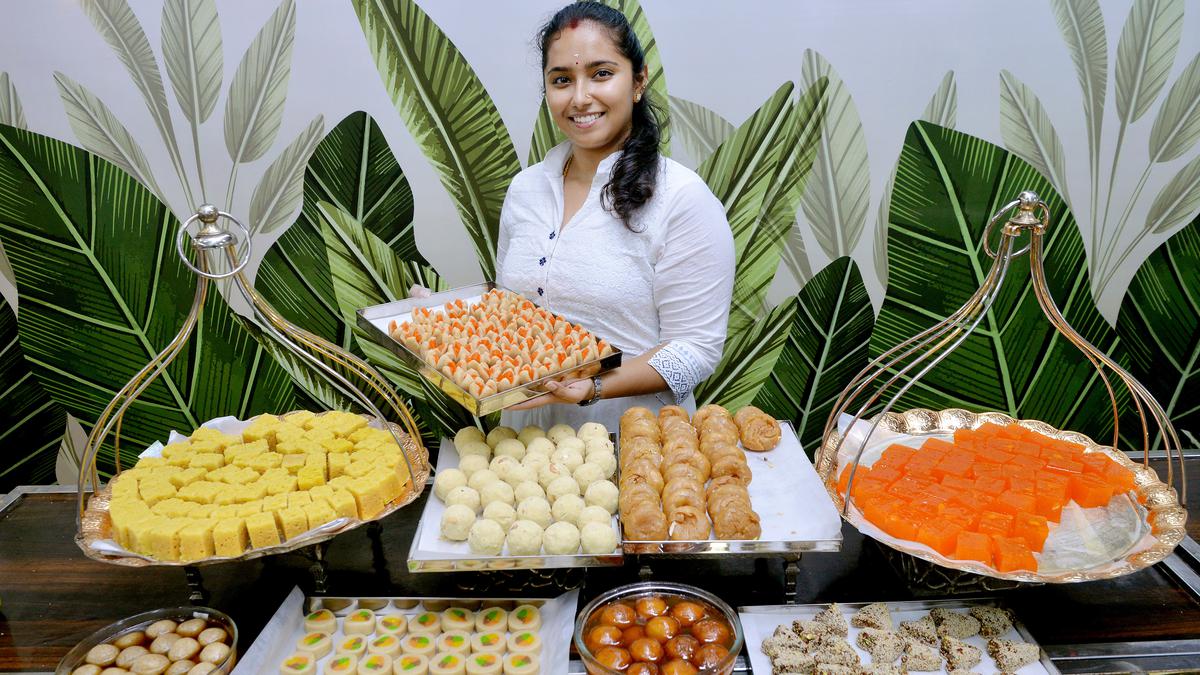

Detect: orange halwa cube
953,531,993,566
941,475,975,492
883,507,922,541
976,510,1014,538
992,536,1038,573
939,504,980,530
1070,474,1115,508
975,422,1006,438
993,491,1037,517
917,520,963,556
1104,461,1136,493
1014,512,1049,552
974,476,1007,496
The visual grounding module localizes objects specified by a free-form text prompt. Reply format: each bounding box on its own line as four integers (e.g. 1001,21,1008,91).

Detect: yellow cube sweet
179,520,217,561
188,439,225,456
139,480,177,506
189,453,224,471
212,518,248,557
178,480,221,504
276,507,309,541
326,412,368,437
349,449,382,465
191,428,239,450
190,504,217,520
247,452,283,472
245,511,282,549
283,410,317,428
302,499,337,530
309,485,334,502
168,467,206,489
346,477,386,519
321,438,354,455
166,450,196,468
327,489,358,520
262,494,289,513
147,518,188,561
213,504,240,519
264,476,298,495
235,502,262,518
160,441,192,458
110,474,140,499
328,454,349,480
282,454,307,474
151,498,192,519
224,467,259,486
242,415,282,444
287,492,312,508
109,499,153,548
297,466,326,491
372,467,403,503
344,461,373,479
127,515,168,555
306,428,336,445
237,482,268,503
213,488,240,506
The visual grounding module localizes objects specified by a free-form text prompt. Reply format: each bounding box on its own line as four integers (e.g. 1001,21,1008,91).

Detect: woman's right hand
409,285,432,299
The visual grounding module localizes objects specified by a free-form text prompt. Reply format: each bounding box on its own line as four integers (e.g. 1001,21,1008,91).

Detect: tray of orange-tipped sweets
357,284,622,416
818,408,1187,583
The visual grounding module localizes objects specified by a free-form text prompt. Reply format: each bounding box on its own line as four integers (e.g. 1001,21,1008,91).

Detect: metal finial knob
196,203,220,224
1018,191,1040,210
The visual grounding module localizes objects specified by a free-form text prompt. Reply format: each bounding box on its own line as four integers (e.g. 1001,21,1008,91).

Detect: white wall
2,0,1198,319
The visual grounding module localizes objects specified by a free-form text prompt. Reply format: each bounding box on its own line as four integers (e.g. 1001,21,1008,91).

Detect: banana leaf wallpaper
0,0,1198,491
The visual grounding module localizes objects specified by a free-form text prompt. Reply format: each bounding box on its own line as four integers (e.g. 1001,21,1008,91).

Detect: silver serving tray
357,283,623,416
739,598,1059,675
621,421,844,555
406,437,626,572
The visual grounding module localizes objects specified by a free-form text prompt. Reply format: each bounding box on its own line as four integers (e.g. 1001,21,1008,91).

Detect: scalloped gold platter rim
817,407,1188,583
77,413,431,567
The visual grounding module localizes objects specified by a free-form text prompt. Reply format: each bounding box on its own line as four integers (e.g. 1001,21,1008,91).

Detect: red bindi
568,17,581,29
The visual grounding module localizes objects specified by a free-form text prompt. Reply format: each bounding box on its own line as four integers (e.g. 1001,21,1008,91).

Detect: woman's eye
594,69,613,79
551,76,570,86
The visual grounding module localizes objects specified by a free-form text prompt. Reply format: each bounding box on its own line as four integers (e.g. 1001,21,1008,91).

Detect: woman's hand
508,378,594,410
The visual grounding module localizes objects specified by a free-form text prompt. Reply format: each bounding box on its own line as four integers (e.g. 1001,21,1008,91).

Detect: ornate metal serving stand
75,205,429,598
817,190,1188,586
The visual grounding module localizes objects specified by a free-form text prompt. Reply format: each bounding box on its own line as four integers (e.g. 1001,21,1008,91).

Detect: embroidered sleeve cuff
648,341,706,405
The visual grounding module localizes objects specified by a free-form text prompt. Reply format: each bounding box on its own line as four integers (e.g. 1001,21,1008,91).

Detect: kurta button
549,232,555,240
537,287,544,296
539,257,546,266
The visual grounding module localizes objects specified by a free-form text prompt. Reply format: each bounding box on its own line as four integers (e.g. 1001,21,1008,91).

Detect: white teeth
571,113,602,124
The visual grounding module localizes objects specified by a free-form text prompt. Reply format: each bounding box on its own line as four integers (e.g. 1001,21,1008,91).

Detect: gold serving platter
817,408,1188,583
77,414,430,567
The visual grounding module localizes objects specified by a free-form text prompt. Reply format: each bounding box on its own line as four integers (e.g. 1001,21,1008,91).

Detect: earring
634,92,641,103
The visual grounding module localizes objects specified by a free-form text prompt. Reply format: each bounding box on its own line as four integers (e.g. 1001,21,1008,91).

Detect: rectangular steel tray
621,421,844,555
357,283,623,416
739,598,1059,674
407,436,626,572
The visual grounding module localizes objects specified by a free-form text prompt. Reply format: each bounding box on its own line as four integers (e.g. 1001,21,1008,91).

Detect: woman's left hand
508,378,593,410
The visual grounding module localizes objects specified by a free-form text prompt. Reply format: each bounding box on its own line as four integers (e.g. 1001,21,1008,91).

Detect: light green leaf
353,0,520,279
317,201,478,439
1115,210,1200,448
694,297,797,409
0,72,28,129
527,0,671,165
1145,153,1200,234
998,69,1072,207
873,121,1127,442
256,111,423,353
79,0,191,207
53,71,163,200
668,95,734,168
0,125,296,472
727,78,827,338
0,298,68,492
1115,0,1183,124
224,0,296,165
780,226,811,287
161,0,223,126
752,257,873,454
1149,50,1200,163
798,50,870,259
921,70,957,128
1050,0,1106,192
249,115,324,235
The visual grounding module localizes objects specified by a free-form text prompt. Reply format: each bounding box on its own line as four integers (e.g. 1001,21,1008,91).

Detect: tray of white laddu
407,421,625,572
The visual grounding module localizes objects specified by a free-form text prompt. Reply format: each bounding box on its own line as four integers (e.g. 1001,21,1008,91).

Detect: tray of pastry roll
357,283,622,416
407,421,625,572
740,598,1058,675
617,404,843,555
233,586,578,675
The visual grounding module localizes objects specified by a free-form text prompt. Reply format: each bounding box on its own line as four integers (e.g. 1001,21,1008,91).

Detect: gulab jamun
635,596,667,620
621,625,646,647
694,643,731,670
586,625,624,654
668,601,706,627
595,646,632,671
627,663,660,675
629,637,664,664
599,603,637,629
645,616,681,643
663,635,700,662
660,659,699,675
690,619,730,645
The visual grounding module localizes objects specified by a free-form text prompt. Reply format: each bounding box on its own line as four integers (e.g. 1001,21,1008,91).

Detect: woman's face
544,21,645,157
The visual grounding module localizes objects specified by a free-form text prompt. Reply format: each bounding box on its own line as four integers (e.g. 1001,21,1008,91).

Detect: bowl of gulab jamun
56,606,237,675
574,582,742,674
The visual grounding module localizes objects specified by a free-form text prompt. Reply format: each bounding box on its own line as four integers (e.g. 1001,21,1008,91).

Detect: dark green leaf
0,299,67,491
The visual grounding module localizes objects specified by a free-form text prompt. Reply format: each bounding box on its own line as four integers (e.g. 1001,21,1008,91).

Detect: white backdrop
1,0,1198,319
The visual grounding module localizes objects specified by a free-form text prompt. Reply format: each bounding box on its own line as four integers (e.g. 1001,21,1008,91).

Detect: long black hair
538,1,661,228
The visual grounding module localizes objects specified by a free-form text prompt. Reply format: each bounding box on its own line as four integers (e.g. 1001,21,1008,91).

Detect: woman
495,1,735,431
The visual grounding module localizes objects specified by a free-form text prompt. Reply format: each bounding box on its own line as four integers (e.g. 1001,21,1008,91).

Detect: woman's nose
571,82,591,107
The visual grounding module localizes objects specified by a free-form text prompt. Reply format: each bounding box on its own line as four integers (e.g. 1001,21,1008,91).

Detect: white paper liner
231,588,579,675
88,414,389,560
834,414,1157,576
413,438,622,559
741,600,1055,675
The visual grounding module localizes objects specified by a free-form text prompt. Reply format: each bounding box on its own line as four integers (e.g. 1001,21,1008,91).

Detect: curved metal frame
819,191,1187,519
76,205,428,531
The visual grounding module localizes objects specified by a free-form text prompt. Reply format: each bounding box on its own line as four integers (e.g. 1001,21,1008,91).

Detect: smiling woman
495,1,735,431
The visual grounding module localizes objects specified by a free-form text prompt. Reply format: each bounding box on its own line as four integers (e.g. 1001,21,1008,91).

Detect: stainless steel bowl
56,606,237,675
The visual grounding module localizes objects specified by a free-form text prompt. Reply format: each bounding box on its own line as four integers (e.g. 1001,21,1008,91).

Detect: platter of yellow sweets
78,410,430,566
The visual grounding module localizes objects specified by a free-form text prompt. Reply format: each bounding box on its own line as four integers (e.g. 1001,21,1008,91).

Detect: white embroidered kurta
496,142,735,431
